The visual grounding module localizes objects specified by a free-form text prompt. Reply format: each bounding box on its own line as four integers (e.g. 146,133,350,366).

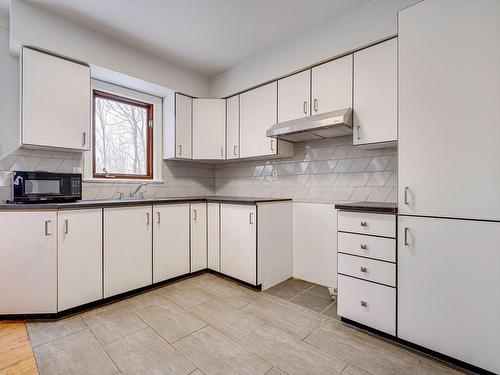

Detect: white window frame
84,79,163,183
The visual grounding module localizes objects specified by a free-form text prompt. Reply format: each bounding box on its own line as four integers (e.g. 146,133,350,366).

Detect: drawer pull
360,221,367,227
360,301,368,307
360,244,368,250
360,266,368,273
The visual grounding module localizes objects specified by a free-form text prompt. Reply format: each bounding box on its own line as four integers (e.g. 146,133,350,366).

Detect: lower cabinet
58,209,102,311
104,206,153,298
153,204,190,283
0,211,57,314
190,203,207,272
208,203,220,271
220,204,257,285
398,216,500,374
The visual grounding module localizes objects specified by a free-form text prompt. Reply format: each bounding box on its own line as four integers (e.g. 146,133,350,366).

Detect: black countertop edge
334,202,398,214
0,196,292,210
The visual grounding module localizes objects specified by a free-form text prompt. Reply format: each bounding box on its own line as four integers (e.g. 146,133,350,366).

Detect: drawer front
338,232,395,262
338,275,395,335
338,254,395,287
338,211,395,237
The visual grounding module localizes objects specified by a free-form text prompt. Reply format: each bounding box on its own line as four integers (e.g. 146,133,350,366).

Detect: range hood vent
266,108,353,142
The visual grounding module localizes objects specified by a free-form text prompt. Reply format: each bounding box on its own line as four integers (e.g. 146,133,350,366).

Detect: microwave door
24,179,62,196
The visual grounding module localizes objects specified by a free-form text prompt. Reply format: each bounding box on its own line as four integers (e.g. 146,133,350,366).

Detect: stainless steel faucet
129,183,147,199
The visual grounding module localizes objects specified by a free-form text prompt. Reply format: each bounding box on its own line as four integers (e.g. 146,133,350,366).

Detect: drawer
338,232,395,262
338,211,395,238
338,253,395,287
338,275,395,335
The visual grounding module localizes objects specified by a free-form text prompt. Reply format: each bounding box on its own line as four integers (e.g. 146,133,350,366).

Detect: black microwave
12,171,82,203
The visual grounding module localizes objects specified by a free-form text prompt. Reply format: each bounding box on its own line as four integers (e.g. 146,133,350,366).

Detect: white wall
209,0,418,97
9,0,209,97
293,203,338,288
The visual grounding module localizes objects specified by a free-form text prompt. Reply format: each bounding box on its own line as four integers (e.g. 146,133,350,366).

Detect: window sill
83,178,164,184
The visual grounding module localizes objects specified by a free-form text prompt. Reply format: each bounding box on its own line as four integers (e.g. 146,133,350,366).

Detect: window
93,90,154,179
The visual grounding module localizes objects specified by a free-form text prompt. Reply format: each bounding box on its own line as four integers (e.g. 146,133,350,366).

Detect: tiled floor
24,274,474,375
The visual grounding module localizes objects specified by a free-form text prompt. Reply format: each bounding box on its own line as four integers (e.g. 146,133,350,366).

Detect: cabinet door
175,93,192,159
353,39,397,146
398,0,500,220
0,211,57,314
208,203,220,271
153,204,190,283
220,204,257,285
240,82,278,158
398,216,500,374
58,209,102,311
278,70,310,122
226,95,240,159
312,55,352,115
22,47,90,151
193,99,226,159
190,203,207,272
104,206,152,297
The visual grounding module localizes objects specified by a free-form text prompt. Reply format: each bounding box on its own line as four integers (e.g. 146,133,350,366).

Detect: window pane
94,96,149,176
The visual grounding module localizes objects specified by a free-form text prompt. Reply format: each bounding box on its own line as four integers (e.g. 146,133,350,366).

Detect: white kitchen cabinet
58,209,102,311
0,211,57,314
278,70,310,122
175,93,193,159
104,206,152,298
398,0,500,220
353,38,397,146
22,47,90,151
226,95,240,159
190,203,207,272
398,215,500,374
240,82,292,159
193,99,226,159
220,204,257,285
312,55,353,115
207,202,220,271
153,204,190,283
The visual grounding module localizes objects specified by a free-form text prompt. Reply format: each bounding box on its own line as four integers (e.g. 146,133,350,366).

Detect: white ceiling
15,0,372,77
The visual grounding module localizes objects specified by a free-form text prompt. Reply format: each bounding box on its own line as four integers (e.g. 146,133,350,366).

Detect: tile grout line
286,284,316,302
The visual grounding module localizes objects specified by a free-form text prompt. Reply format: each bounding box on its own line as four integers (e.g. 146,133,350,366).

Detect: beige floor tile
189,299,265,341
341,364,373,375
114,289,169,312
27,315,87,347
240,325,346,375
241,296,324,339
158,278,217,310
304,319,420,375
289,291,333,313
82,303,147,345
173,326,272,375
266,367,289,374
189,371,205,375
308,285,332,298
135,299,206,343
321,303,339,320
104,327,196,375
264,278,314,301
34,329,117,375
417,360,471,375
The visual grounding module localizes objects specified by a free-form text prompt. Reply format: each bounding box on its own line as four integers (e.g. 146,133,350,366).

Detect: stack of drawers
337,210,396,335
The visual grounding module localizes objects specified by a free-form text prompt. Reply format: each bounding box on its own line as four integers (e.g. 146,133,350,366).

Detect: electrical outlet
272,169,278,181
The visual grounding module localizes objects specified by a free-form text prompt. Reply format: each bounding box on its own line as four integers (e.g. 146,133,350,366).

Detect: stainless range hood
266,108,353,142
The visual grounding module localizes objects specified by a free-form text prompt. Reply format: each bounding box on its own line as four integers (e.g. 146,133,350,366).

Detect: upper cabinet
312,55,353,115
240,82,293,159
278,70,310,122
353,38,397,147
174,93,193,159
22,47,90,151
193,99,226,159
226,95,240,159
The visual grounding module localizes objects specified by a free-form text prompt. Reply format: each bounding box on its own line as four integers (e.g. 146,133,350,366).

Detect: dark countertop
0,196,292,210
334,201,397,214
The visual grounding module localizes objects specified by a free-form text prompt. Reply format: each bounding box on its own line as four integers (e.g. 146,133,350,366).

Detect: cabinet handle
146,213,150,225
270,139,274,152
82,132,86,146
360,244,367,250
193,209,197,221
44,220,51,236
360,266,368,273
220,147,224,158
360,221,367,227
178,144,182,157
356,125,361,140
313,98,318,112
249,212,254,225
404,227,410,246
157,212,161,224
303,101,308,114
233,145,238,156
404,186,410,205
64,219,69,234
360,301,368,307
